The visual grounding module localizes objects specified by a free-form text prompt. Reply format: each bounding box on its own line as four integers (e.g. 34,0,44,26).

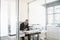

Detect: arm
20,23,24,31
26,24,29,30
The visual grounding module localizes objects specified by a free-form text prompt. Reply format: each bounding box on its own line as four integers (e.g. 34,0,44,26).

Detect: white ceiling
27,0,36,3
22,0,59,4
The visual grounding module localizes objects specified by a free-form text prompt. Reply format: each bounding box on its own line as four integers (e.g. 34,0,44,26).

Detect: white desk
19,30,41,40
24,30,41,40
23,30,41,34
19,31,25,37
19,30,41,35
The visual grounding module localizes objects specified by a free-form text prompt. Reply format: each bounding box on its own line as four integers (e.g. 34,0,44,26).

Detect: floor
0,36,46,40
0,36,16,40
0,33,46,40
1,35,58,40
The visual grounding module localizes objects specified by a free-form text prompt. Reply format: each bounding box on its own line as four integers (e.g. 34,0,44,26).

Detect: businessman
20,19,30,40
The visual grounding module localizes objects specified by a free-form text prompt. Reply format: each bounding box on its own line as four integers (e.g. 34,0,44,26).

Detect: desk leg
30,34,34,40
33,35,34,40
37,34,39,40
33,34,39,40
30,34,40,40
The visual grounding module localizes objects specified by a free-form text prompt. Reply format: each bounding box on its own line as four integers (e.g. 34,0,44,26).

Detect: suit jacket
20,22,29,31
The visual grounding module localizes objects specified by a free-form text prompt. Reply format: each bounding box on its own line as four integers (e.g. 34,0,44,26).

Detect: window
55,5,60,13
47,5,60,24
48,15,54,24
47,7,54,14
55,5,60,23
55,14,60,23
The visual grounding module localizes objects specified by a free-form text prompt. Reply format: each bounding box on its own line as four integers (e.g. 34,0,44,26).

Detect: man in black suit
20,19,30,40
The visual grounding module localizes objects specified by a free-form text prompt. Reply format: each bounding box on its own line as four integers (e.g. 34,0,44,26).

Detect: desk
20,30,41,40
19,31,25,37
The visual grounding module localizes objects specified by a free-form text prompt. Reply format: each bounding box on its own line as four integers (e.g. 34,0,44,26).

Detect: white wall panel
19,0,28,22
29,0,45,28
9,0,17,35
1,0,8,36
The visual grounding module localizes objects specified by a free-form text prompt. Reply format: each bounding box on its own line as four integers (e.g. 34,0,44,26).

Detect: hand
25,32,28,36
24,28,28,31
25,32,27,34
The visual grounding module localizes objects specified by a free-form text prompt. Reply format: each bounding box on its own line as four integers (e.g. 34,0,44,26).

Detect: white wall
1,0,17,36
1,0,8,36
19,0,28,22
0,0,1,36
9,0,17,35
29,0,46,28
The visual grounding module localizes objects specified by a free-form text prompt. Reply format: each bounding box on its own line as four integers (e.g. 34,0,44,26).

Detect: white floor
0,36,46,40
0,34,46,40
0,36,16,40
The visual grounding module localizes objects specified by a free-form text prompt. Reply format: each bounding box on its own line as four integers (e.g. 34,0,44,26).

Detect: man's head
24,19,28,25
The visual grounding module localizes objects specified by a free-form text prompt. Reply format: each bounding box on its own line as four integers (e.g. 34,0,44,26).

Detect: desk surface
19,30,47,37
19,30,41,37
24,30,41,34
